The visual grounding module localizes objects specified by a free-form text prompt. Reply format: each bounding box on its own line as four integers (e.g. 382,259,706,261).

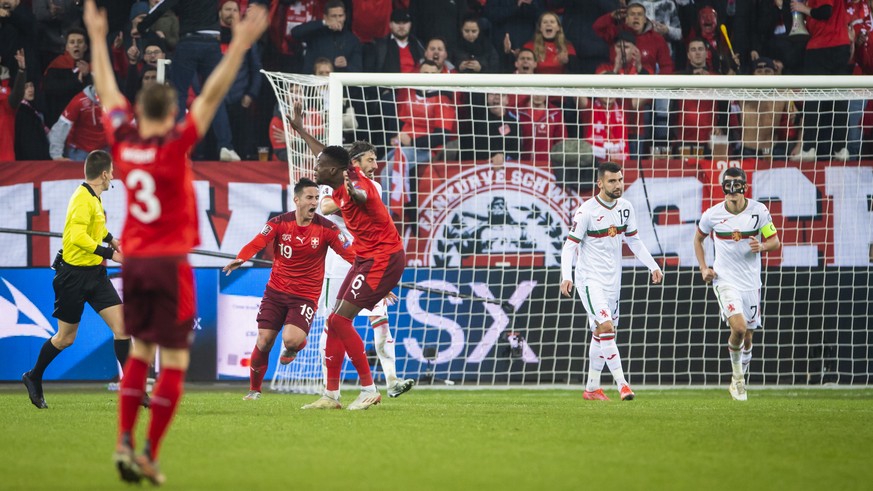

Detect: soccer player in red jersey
83,0,268,485
223,178,356,401
288,102,407,411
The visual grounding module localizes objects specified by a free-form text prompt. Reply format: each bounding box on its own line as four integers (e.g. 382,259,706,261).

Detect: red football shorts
122,256,196,349
256,286,317,333
338,249,405,311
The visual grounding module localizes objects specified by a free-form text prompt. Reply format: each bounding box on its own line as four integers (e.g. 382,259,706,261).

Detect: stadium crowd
1,0,871,166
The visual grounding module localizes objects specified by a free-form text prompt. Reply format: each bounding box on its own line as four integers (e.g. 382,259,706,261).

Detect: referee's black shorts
52,263,122,324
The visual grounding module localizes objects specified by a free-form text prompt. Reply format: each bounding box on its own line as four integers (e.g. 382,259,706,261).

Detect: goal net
263,71,872,388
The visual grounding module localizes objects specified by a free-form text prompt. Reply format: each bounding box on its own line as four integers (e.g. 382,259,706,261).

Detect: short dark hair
349,141,375,161
294,177,319,196
688,37,707,48
597,162,623,179
136,83,177,121
324,0,344,13
66,27,87,42
517,47,536,59
321,145,350,169
420,59,439,69
84,150,112,180
723,167,747,181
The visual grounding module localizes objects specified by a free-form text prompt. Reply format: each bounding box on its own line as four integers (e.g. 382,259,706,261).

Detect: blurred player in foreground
317,140,415,399
290,102,406,410
693,167,780,401
560,162,663,402
223,178,355,401
83,0,268,484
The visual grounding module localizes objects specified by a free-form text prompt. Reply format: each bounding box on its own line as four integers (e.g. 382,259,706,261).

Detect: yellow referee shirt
61,183,111,267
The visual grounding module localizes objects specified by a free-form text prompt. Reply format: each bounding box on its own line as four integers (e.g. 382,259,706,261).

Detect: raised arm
190,4,269,137
82,0,125,110
287,100,326,157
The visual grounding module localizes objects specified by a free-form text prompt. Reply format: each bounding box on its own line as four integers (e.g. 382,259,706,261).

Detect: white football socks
372,320,398,387
741,347,753,375
599,334,628,387
586,335,605,391
728,342,744,380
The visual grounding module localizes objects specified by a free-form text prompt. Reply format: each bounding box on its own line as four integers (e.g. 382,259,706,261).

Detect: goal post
263,70,872,388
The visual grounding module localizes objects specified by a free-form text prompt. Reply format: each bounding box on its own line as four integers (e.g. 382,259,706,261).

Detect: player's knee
53,332,76,349
256,334,277,352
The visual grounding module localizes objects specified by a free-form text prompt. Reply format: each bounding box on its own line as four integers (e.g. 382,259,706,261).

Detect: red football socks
327,312,374,387
249,345,269,392
146,368,185,461
118,357,149,446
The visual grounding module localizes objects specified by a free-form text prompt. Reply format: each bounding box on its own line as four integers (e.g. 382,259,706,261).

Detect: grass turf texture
1,386,871,490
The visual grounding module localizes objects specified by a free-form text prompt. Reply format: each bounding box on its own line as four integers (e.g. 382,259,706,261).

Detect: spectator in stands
367,8,423,74
750,0,802,75
739,57,795,159
637,0,683,44
134,0,240,161
681,37,714,74
521,11,578,74
454,15,500,73
383,60,457,218
34,0,83,74
506,47,537,110
47,84,108,160
422,37,456,73
483,0,544,72
550,0,618,74
598,31,650,74
594,1,674,74
267,0,322,73
43,27,89,127
672,40,728,157
844,0,873,159
458,92,521,165
517,93,567,166
792,0,851,161
578,90,630,162
1,47,25,162
122,37,165,102
16,80,51,160
686,6,738,74
221,0,262,160
350,0,391,44
1,0,40,85
145,0,180,50
409,0,468,58
292,0,362,74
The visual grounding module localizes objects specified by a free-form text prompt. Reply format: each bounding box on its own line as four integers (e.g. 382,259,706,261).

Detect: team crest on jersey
311,237,319,248
608,226,618,237
731,230,741,241
260,224,273,236
281,234,292,241
728,304,736,312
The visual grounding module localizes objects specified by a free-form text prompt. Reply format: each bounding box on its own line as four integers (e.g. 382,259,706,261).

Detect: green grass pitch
1,385,871,490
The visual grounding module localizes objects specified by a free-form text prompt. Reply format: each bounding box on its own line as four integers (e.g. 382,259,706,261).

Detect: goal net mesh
263,71,872,389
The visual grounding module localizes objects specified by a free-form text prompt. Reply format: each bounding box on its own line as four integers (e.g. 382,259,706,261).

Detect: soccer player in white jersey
693,167,780,401
314,140,415,398
560,162,663,401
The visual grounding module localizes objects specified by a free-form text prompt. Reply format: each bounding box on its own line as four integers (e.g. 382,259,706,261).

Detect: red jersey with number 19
103,102,201,257
333,165,403,258
235,212,356,302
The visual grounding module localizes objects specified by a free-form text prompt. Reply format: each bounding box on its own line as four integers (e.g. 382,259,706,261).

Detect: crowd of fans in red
1,0,871,167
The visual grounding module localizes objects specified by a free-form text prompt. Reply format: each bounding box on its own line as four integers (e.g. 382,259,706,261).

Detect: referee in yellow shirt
22,150,129,409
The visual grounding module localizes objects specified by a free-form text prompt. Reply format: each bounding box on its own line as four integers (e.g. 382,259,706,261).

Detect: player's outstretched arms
223,258,245,276
559,280,573,297
191,3,269,137
288,100,326,157
82,0,125,110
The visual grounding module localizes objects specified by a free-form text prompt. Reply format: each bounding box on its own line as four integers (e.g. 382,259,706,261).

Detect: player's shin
742,347,753,376
372,319,397,386
146,367,185,461
598,333,628,387
328,312,375,389
586,335,605,391
728,342,744,380
324,330,344,395
118,357,149,444
249,345,269,392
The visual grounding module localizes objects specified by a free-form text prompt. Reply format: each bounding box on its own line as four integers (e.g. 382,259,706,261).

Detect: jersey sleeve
561,207,588,282
567,207,588,243
101,99,134,146
174,113,201,154
624,201,640,236
697,207,713,236
236,219,279,262
759,204,778,239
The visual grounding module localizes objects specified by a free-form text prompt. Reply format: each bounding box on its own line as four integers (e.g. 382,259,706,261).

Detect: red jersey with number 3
236,212,355,302
103,101,201,257
333,165,403,258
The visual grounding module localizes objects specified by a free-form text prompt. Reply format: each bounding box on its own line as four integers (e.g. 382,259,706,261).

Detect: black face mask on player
722,179,746,195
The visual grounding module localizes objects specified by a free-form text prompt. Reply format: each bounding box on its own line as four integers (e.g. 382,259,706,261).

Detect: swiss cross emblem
311,237,319,248
608,226,617,237
731,230,741,241
281,234,292,241
728,304,736,312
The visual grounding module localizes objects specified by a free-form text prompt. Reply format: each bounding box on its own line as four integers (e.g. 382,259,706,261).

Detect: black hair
84,150,112,180
723,167,747,182
66,27,87,42
597,162,623,180
349,141,376,160
294,177,319,196
324,0,344,13
321,145,350,169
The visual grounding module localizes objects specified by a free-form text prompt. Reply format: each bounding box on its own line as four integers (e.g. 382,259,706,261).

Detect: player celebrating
83,0,268,484
223,178,356,401
289,105,406,411
317,140,415,399
693,167,780,401
559,162,663,402
22,150,127,410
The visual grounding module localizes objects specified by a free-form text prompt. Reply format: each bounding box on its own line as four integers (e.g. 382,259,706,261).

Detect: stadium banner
410,160,873,267
0,268,218,381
